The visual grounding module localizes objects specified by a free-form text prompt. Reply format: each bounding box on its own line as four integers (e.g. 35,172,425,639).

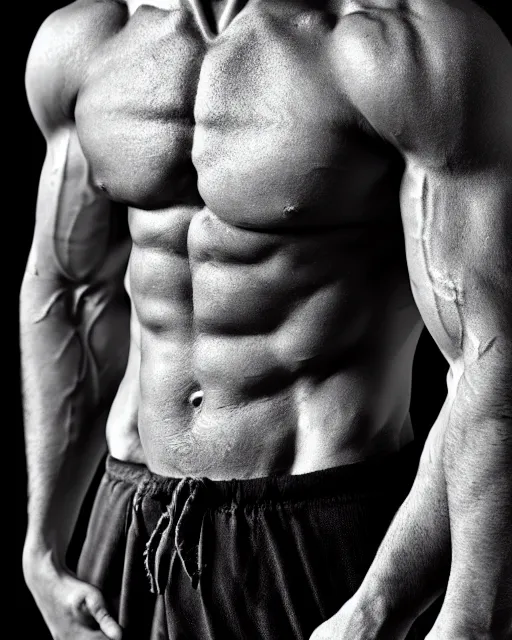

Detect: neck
125,0,177,15
187,0,247,39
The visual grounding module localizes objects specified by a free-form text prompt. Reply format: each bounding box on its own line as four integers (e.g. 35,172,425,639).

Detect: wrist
22,534,67,585
352,577,416,635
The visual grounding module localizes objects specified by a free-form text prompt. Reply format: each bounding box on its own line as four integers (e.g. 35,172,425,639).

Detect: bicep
22,125,131,405
26,126,129,285
400,164,512,394
23,125,131,372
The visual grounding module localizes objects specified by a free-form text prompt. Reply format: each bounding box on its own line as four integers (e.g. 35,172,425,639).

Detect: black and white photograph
16,1,511,638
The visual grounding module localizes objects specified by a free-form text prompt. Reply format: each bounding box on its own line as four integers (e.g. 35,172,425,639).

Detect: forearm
441,365,512,632
20,273,129,566
355,405,452,629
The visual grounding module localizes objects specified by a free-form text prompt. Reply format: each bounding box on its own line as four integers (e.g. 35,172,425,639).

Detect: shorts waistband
105,455,150,485
134,439,422,595
108,438,422,507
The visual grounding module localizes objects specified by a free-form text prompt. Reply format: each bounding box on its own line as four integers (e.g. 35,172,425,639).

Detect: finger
84,591,123,640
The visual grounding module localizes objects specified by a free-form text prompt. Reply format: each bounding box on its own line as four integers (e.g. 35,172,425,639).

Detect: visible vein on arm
418,171,465,353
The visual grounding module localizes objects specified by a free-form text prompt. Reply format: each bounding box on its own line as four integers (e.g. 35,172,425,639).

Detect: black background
14,2,510,637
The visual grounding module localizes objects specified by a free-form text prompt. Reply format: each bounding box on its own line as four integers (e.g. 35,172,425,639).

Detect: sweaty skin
21,0,511,639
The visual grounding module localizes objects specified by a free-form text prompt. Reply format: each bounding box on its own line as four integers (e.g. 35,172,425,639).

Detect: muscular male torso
78,0,425,478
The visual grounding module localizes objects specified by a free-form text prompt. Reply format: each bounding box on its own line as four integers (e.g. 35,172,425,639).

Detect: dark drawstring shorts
76,440,439,639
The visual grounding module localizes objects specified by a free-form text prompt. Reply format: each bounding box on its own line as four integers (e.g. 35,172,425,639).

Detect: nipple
189,390,204,409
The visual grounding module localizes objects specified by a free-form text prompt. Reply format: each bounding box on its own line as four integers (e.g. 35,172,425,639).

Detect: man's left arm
396,6,512,633
312,4,511,638
312,165,511,638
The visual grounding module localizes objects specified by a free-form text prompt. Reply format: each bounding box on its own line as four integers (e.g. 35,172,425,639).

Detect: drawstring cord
143,477,208,594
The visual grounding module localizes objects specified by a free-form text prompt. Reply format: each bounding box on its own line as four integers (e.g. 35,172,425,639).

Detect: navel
189,389,204,408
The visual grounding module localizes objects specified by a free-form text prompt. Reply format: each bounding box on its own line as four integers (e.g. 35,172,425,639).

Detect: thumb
84,589,123,640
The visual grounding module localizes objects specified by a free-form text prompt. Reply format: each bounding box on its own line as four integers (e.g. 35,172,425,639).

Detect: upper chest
76,3,348,135
74,1,400,213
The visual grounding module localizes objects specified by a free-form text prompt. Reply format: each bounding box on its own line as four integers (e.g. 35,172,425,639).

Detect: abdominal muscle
107,205,422,479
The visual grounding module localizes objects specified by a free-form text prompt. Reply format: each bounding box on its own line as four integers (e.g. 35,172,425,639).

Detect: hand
23,549,122,640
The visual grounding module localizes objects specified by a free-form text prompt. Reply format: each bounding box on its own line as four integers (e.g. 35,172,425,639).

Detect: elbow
456,340,512,423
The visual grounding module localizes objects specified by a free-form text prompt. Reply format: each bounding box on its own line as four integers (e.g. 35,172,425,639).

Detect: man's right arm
21,3,129,638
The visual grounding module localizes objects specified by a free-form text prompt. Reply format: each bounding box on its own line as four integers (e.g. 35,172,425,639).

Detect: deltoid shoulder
26,0,128,123
332,0,495,158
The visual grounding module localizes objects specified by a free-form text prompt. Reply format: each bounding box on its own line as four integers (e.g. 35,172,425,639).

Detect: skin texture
20,0,511,638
